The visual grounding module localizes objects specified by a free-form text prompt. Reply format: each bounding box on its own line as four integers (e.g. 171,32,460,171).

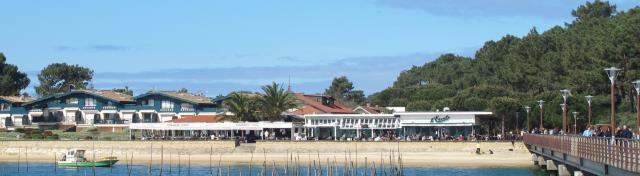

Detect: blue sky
1,0,638,97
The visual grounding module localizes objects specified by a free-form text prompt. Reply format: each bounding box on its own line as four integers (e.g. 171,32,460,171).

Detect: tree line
367,1,640,134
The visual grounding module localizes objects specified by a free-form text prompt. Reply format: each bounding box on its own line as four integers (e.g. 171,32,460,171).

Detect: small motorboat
57,148,118,167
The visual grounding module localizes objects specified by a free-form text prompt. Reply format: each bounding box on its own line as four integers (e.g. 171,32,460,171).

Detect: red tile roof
167,115,222,123
290,106,324,115
292,93,354,114
0,96,33,103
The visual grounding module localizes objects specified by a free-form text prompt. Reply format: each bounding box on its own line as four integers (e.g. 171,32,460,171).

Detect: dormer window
85,98,96,106
181,103,193,109
141,99,154,106
66,98,79,104
0,103,9,111
161,100,174,109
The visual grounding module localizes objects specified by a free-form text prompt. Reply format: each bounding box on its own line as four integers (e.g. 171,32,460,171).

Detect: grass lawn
0,128,130,141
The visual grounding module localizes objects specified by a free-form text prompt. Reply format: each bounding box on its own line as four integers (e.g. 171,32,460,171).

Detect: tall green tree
257,82,297,121
325,76,354,99
0,53,30,96
325,76,366,106
571,0,616,21
489,97,520,136
35,63,93,96
113,86,133,96
224,92,256,122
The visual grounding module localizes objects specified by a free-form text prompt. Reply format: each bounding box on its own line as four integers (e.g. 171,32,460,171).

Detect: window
66,98,79,104
107,101,114,106
85,98,96,106
141,99,154,106
181,103,193,109
0,103,9,111
161,100,174,109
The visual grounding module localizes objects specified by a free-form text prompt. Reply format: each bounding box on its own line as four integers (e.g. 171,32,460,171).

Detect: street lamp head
524,106,531,112
633,80,640,95
604,67,621,84
585,95,593,105
560,89,572,101
572,111,579,117
537,100,545,109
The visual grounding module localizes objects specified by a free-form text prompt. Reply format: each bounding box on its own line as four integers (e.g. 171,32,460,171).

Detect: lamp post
538,100,545,130
585,95,593,126
633,80,640,132
572,112,579,134
560,89,571,133
604,67,621,133
525,106,531,133
560,104,566,134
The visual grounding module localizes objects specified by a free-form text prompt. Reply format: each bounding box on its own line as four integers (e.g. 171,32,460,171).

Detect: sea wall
255,141,528,153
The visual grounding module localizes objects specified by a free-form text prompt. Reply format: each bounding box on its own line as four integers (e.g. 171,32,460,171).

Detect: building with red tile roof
289,93,354,115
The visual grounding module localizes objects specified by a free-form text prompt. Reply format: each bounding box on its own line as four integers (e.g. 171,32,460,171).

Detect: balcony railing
29,109,42,112
523,134,640,173
159,108,174,112
102,106,117,110
82,106,97,110
180,107,195,112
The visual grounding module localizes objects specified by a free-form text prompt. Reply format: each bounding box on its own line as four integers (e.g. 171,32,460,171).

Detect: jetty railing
523,134,640,173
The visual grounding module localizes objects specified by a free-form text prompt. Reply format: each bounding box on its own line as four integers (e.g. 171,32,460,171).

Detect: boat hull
58,160,118,167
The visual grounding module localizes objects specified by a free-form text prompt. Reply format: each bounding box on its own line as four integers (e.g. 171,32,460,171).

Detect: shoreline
0,141,532,167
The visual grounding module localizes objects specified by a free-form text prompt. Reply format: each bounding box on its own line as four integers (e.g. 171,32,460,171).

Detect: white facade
304,111,492,128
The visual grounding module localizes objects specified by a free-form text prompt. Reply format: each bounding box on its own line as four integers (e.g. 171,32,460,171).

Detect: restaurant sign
429,115,451,123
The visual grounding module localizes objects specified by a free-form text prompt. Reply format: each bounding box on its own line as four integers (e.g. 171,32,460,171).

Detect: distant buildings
10,89,222,132
0,96,32,128
2,90,493,141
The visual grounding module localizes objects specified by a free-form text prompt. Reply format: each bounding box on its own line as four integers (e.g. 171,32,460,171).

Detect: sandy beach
0,141,532,167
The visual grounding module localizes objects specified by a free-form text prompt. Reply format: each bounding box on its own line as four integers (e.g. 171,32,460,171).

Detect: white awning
129,121,293,131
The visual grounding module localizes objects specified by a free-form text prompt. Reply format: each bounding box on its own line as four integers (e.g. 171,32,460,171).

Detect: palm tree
257,82,298,121
224,92,256,122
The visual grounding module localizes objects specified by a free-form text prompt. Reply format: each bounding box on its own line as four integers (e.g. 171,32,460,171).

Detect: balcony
29,109,42,112
47,103,79,109
180,107,195,112
82,106,97,110
159,108,174,112
102,106,117,110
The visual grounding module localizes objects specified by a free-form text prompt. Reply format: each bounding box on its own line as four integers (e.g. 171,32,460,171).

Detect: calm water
0,162,550,176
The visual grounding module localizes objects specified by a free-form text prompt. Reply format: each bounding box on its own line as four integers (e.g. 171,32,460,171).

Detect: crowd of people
581,125,639,139
529,125,640,140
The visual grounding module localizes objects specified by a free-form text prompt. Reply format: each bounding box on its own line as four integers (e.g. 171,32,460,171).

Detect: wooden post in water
160,145,163,176
249,152,253,176
178,151,181,175
168,152,172,174
17,148,20,173
217,152,222,176
209,145,212,176
188,152,191,176
128,153,133,176
110,147,114,173
54,154,57,173
25,146,28,173
148,143,153,176
92,141,96,176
